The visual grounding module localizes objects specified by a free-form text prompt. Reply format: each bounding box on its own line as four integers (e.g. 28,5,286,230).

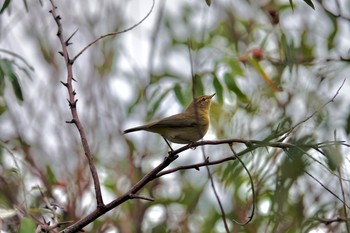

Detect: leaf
289,0,294,11
230,59,244,77
223,73,249,102
346,112,350,135
147,88,170,120
281,149,306,180
174,83,186,107
327,16,337,50
212,74,223,104
205,0,211,6
19,217,36,233
323,147,343,171
0,59,24,101
249,58,282,92
193,74,204,97
46,165,57,186
303,0,315,10
0,0,11,14
23,0,29,12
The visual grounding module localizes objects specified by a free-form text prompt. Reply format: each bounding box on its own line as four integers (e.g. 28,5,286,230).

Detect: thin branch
146,0,165,78
72,0,155,63
156,139,349,178
229,146,256,226
205,162,230,233
335,129,350,232
338,167,350,232
284,79,345,137
315,216,350,225
305,171,350,209
0,48,35,70
49,0,104,208
129,194,155,202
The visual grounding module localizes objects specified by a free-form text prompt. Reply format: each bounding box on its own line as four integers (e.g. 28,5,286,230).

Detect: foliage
1,0,350,232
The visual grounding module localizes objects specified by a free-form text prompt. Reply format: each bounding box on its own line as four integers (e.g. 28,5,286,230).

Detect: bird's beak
209,93,216,99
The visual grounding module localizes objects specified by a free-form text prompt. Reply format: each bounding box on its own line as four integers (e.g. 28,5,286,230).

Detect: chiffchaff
124,94,215,145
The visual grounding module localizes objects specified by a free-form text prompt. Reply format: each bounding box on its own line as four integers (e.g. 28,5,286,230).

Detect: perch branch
72,0,155,63
49,0,104,208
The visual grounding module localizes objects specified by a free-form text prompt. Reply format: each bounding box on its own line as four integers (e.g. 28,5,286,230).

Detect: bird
124,93,215,149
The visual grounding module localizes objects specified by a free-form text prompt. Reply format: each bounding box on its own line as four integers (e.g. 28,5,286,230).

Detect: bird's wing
149,113,198,129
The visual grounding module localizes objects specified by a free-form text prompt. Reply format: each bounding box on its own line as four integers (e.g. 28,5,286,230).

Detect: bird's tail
123,126,146,134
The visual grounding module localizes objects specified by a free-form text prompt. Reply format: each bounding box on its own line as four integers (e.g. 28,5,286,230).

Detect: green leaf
193,74,204,97
212,74,223,104
205,0,211,7
0,0,11,14
223,73,249,102
346,112,350,135
147,89,170,120
174,83,186,106
303,0,315,10
0,59,24,101
19,217,36,233
327,16,337,50
230,59,244,77
289,0,294,11
323,147,343,171
46,165,56,185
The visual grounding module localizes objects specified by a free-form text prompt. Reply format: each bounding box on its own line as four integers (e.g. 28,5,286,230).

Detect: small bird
124,94,215,148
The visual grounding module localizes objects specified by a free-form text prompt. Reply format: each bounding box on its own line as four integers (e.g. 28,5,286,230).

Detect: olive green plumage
124,94,215,144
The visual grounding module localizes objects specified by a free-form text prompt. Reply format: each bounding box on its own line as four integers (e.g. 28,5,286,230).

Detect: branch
315,216,350,225
49,0,104,208
71,0,155,63
229,146,255,226
156,139,349,178
61,154,178,233
285,79,345,136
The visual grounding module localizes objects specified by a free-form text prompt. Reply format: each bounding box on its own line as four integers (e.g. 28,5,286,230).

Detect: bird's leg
163,137,174,152
188,142,197,149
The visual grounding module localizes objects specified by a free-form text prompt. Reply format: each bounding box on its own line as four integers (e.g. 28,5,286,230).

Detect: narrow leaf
0,59,24,101
174,84,186,107
289,0,294,11
212,74,223,104
0,0,11,14
249,58,282,92
224,73,249,102
303,0,315,10
193,74,204,97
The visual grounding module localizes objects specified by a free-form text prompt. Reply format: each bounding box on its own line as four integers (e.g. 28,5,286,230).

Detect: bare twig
338,167,350,232
315,216,350,225
72,0,155,63
335,129,350,232
49,0,104,208
229,146,256,225
129,194,155,202
285,79,345,137
305,171,350,209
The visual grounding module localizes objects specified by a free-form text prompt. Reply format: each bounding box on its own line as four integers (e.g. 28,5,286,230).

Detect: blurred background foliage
1,0,350,232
